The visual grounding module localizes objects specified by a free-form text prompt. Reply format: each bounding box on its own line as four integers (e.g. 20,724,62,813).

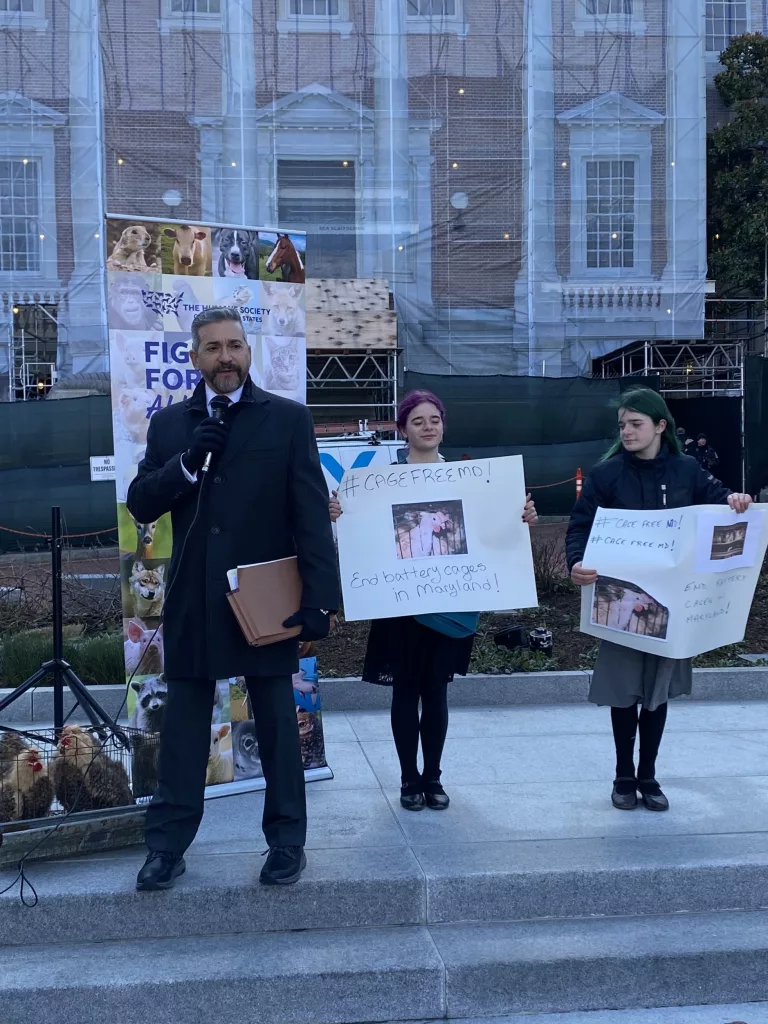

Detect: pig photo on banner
105,214,327,798
579,505,768,659
335,455,538,621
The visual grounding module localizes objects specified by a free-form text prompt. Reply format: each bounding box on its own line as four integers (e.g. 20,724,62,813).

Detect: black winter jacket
565,447,732,571
127,377,339,680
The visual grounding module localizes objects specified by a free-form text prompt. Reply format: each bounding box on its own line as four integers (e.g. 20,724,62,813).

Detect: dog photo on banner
106,213,330,801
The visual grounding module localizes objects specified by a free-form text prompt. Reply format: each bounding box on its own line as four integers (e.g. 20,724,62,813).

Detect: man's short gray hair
190,306,245,351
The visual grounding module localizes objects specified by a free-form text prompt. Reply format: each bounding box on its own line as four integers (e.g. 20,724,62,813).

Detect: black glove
183,416,230,474
283,608,331,642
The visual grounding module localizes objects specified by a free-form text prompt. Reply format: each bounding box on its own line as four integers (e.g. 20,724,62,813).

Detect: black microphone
202,395,231,474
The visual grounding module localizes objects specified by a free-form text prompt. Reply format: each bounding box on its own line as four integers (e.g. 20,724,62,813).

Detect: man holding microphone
127,306,338,890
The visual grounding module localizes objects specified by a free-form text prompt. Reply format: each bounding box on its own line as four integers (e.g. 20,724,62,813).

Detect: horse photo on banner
105,213,331,801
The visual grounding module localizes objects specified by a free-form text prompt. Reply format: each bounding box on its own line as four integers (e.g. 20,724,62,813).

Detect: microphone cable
1,464,212,906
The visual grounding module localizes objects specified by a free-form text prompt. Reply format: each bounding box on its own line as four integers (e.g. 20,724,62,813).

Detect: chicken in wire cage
0,725,160,824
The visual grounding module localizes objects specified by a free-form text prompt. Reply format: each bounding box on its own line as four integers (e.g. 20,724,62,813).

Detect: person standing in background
566,388,750,814
331,390,538,812
676,427,695,457
693,433,719,474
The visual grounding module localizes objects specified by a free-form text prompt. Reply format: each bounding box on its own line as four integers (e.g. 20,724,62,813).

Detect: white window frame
705,0,749,58
277,0,353,37
0,129,59,285
583,158,638,272
558,93,662,281
0,158,42,275
570,141,651,279
158,0,221,34
573,0,645,37
407,0,468,37
0,0,47,33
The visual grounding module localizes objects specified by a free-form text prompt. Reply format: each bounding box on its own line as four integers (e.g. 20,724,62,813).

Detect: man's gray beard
204,367,247,395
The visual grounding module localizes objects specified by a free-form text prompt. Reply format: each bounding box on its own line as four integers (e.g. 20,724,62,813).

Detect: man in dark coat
127,306,338,891
693,433,719,474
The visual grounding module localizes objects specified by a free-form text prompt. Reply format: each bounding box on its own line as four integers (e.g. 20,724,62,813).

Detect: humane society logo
162,293,269,330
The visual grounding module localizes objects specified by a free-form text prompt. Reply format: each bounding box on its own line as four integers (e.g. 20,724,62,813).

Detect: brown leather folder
226,556,303,647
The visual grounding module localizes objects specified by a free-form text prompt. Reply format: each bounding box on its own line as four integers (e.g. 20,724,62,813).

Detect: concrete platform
3,701,768,1022
395,1007,768,1023
4,666,768,723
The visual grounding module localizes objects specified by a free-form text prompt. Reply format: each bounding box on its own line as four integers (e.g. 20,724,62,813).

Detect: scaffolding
307,350,398,435
595,340,745,398
10,304,59,401
0,0,716,393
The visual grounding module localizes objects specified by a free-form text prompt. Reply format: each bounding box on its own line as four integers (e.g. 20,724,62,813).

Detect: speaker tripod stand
0,506,128,749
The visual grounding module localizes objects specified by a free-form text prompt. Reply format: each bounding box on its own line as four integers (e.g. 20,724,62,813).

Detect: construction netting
0,0,714,396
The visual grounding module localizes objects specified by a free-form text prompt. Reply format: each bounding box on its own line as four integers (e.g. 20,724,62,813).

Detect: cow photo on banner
106,214,331,800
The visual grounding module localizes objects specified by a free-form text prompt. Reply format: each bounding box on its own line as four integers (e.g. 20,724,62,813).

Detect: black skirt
362,616,475,687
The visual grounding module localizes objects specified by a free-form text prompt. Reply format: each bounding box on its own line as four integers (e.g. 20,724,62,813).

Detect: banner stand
105,213,331,800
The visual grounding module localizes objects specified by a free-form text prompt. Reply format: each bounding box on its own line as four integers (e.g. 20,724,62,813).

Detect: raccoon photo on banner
105,214,329,808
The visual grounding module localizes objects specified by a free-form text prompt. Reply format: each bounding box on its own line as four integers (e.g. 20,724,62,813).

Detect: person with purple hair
330,390,538,811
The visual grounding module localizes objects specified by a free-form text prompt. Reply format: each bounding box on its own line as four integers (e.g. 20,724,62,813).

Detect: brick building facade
0,0,760,397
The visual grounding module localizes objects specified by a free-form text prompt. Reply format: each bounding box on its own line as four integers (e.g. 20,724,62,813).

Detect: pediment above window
0,92,66,127
254,84,374,130
557,91,664,128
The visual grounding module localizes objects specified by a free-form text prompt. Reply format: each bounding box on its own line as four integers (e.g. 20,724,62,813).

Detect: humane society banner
335,455,538,621
579,505,768,659
106,214,330,798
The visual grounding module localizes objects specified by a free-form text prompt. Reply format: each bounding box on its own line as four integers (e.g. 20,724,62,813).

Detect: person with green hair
566,387,752,812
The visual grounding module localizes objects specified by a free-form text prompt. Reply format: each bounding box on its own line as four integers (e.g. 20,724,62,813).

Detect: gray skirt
589,640,693,712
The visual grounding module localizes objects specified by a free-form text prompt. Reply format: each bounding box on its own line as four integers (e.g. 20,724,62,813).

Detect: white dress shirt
180,383,244,483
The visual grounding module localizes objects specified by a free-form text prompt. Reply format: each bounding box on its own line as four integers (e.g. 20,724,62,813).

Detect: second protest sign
579,504,768,659
335,455,538,621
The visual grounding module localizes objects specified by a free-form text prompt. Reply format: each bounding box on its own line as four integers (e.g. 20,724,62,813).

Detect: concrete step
0,846,424,946
431,910,768,1017
4,666,768,723
4,833,768,946
0,925,445,1024
392,1006,768,1024
417,831,768,925
4,911,768,1023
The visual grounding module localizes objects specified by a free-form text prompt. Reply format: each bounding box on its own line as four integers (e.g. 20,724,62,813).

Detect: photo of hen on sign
579,505,768,659
335,456,538,621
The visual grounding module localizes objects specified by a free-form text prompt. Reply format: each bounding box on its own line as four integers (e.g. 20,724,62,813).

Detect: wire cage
392,500,468,561
592,576,670,641
0,725,160,829
710,523,748,560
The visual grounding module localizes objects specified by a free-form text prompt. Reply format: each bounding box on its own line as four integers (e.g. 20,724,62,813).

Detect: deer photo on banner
106,214,332,800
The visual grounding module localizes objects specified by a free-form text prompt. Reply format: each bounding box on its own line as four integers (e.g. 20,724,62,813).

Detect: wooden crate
306,310,397,350
304,278,390,313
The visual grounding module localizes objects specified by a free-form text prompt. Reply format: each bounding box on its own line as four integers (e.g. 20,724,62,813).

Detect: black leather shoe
399,782,425,811
260,846,307,885
611,778,638,810
423,781,450,810
638,780,669,812
136,851,186,891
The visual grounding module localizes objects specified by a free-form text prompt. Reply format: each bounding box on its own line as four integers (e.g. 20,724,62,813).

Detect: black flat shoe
423,781,450,810
611,778,638,811
400,782,425,811
136,851,186,891
260,846,307,885
638,780,669,812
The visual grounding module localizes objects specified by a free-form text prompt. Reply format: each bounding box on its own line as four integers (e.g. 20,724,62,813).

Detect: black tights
390,677,449,785
610,702,668,781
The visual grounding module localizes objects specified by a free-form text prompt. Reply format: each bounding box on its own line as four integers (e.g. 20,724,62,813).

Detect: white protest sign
335,455,538,621
579,504,768,658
